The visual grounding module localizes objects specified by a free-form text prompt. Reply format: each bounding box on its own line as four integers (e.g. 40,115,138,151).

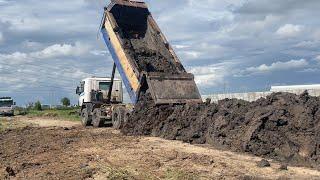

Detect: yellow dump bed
101,0,202,104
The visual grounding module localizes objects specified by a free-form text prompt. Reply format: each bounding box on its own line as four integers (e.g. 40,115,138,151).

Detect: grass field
26,108,80,121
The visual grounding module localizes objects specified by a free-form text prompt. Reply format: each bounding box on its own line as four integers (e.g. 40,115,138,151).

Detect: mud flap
146,73,202,105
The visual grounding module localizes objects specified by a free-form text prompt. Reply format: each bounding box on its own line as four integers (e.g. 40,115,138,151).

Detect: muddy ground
1,117,320,179
122,92,320,169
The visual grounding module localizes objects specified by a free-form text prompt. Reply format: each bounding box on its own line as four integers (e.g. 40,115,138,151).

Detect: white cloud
0,52,28,61
0,42,90,64
276,24,304,38
180,51,201,59
190,66,224,87
188,0,245,11
90,50,108,56
31,42,89,59
188,62,236,87
177,43,231,62
316,55,320,62
293,41,319,49
299,68,319,73
0,0,9,5
242,59,308,75
21,41,43,50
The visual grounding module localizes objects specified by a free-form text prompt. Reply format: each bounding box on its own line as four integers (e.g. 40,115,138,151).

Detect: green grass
106,167,136,180
27,108,80,121
164,168,198,180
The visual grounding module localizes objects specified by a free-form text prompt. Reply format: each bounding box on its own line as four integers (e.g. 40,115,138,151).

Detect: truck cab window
80,81,85,92
99,82,111,91
0,100,13,107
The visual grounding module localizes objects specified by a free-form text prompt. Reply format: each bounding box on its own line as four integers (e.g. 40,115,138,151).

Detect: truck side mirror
13,102,16,105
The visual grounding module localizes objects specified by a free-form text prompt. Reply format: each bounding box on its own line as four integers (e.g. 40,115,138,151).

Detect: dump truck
76,76,131,127
79,0,202,128
101,0,202,105
0,97,15,116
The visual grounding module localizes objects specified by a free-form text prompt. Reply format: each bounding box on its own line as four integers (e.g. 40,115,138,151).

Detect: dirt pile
122,92,320,168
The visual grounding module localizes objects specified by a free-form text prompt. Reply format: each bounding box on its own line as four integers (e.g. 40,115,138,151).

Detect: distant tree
34,101,42,111
61,97,70,107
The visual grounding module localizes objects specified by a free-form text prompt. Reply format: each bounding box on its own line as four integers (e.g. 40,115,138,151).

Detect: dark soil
122,91,320,168
257,159,271,168
111,6,185,74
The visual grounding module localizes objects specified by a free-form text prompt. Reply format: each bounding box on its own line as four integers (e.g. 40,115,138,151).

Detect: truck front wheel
112,106,126,129
92,108,105,128
81,109,92,127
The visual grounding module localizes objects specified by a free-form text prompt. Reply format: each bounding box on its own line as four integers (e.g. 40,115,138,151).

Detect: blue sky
0,0,320,105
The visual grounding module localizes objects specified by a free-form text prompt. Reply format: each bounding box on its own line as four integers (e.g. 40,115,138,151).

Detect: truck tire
81,109,92,127
123,110,131,124
112,106,126,129
92,108,105,128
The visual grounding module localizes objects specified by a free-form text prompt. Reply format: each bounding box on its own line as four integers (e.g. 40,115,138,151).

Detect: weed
164,168,198,180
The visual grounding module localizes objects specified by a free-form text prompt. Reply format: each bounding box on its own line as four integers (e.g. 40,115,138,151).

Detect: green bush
14,107,27,115
34,101,42,111
61,97,71,107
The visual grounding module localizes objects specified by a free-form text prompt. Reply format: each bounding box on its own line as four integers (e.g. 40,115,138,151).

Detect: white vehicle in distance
0,97,15,116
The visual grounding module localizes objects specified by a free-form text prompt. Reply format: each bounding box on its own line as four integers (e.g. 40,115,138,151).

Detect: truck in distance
0,97,15,116
76,77,130,128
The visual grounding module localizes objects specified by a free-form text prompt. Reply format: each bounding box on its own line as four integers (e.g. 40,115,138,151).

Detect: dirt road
0,116,319,179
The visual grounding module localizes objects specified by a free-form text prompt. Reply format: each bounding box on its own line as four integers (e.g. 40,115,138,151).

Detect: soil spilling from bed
111,5,185,74
122,92,320,168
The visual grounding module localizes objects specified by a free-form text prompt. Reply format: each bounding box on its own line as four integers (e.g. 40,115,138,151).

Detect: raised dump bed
101,0,202,104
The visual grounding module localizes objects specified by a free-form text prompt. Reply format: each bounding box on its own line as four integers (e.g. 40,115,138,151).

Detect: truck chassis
80,102,130,128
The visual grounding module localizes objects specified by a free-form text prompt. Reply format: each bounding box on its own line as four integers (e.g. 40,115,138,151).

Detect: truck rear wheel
112,106,126,129
123,110,131,124
92,108,105,128
81,109,92,127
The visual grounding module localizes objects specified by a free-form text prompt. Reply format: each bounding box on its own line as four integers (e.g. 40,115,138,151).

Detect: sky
0,0,320,106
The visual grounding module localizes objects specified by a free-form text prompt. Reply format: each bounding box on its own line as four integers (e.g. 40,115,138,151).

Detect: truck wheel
112,106,126,129
92,108,105,128
81,109,92,127
123,110,131,124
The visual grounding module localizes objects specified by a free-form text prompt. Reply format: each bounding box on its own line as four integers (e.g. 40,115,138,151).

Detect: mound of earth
121,91,320,168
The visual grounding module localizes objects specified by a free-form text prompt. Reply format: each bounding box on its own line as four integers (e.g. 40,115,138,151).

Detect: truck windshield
0,100,13,107
99,82,111,91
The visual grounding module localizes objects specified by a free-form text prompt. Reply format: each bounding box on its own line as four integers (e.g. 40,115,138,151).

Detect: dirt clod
122,92,320,168
6,166,15,176
257,159,271,168
279,164,288,171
